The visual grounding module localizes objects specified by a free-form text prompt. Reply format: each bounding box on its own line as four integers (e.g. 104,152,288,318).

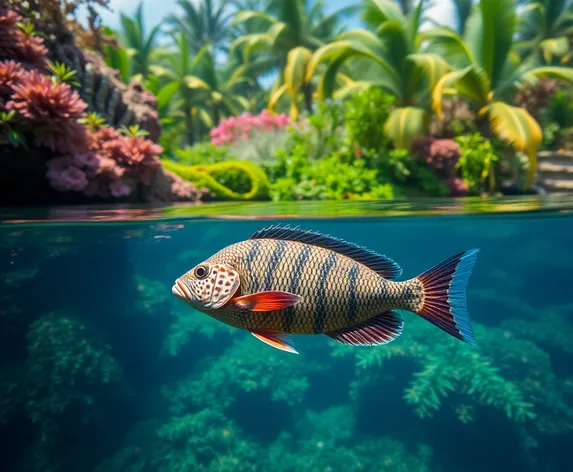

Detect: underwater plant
163,336,320,413
332,319,536,423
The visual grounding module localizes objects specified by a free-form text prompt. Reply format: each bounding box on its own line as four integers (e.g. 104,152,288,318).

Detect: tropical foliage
31,0,573,198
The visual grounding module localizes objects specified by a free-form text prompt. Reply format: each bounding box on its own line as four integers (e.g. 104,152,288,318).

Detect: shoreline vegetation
0,0,572,208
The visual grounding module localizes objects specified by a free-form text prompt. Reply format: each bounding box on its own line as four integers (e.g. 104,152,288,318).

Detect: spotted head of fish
172,262,240,310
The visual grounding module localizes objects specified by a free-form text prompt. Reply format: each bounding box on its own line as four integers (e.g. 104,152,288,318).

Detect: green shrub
454,133,499,194
540,89,573,151
343,88,396,152
266,151,395,201
173,143,234,165
162,159,271,201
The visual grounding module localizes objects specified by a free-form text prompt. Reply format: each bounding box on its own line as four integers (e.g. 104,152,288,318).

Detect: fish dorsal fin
249,225,402,279
326,311,404,346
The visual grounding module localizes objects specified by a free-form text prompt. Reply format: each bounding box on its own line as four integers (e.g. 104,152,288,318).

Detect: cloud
423,0,457,30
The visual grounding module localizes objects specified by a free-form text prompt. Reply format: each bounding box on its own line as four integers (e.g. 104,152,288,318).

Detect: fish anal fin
249,225,402,279
250,330,299,354
230,291,301,312
326,311,404,346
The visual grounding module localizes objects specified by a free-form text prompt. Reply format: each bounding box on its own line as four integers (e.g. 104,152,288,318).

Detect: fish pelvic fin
414,249,480,345
250,329,299,354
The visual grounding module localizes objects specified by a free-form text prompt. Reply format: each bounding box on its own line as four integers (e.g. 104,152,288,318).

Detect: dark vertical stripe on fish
246,239,261,291
314,252,337,333
283,245,311,332
264,240,286,291
347,263,359,325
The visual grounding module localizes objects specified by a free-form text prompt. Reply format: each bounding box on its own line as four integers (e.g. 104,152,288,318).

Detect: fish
172,225,480,354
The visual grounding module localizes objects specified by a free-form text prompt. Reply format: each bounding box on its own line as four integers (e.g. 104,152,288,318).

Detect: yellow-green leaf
432,66,491,117
232,10,276,27
539,38,569,63
305,41,353,83
407,53,451,92
523,66,573,85
488,101,542,188
332,80,372,99
185,76,210,89
384,107,429,149
285,47,312,96
268,84,287,112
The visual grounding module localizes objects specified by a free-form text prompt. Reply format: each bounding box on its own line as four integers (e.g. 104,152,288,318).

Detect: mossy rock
162,159,271,201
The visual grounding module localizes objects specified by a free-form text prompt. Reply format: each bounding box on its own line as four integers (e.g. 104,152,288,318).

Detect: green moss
162,160,271,201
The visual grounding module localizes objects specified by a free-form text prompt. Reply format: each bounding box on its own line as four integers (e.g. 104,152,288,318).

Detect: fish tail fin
414,249,480,345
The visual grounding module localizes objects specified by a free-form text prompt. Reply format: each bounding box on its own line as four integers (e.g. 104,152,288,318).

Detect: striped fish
172,225,480,354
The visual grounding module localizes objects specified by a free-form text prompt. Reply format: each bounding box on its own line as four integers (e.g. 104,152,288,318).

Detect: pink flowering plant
209,110,294,163
209,110,291,145
45,120,163,198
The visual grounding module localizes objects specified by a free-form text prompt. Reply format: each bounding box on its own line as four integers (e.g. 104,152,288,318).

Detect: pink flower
445,177,468,196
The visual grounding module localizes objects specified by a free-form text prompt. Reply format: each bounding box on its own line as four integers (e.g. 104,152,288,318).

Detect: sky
91,0,458,34
82,0,459,88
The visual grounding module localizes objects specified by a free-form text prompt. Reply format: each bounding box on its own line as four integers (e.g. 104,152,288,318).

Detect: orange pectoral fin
230,291,301,312
250,330,298,354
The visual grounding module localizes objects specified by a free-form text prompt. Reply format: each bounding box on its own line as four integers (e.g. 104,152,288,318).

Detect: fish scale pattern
207,240,419,334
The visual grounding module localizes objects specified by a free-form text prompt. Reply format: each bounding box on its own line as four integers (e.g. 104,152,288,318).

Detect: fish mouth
172,279,193,301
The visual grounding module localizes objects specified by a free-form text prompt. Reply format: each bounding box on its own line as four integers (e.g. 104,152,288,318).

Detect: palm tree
149,32,249,144
231,0,358,119
149,32,212,145
165,0,234,55
427,0,573,188
192,48,252,127
515,0,573,65
115,2,163,81
307,0,451,148
227,0,277,109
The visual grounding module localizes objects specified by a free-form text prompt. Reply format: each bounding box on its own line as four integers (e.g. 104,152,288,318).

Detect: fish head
172,262,240,310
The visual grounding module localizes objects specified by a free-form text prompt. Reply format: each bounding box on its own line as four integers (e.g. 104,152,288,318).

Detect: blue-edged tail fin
414,249,480,345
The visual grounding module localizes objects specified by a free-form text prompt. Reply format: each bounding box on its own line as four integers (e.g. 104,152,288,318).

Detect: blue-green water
1,199,573,472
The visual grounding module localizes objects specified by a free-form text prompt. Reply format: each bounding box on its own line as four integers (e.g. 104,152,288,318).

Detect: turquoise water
1,198,573,472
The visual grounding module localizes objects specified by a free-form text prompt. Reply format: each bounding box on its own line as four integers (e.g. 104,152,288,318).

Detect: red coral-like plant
46,124,164,199
0,7,47,67
6,69,88,153
0,60,24,98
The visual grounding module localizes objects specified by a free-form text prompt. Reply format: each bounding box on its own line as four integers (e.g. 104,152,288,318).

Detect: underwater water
1,198,573,472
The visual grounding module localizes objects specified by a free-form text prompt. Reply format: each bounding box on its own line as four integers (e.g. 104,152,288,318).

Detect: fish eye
194,265,208,279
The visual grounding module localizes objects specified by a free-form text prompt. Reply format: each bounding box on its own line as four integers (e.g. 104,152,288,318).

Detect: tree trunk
302,82,313,114
184,104,195,146
213,103,220,127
